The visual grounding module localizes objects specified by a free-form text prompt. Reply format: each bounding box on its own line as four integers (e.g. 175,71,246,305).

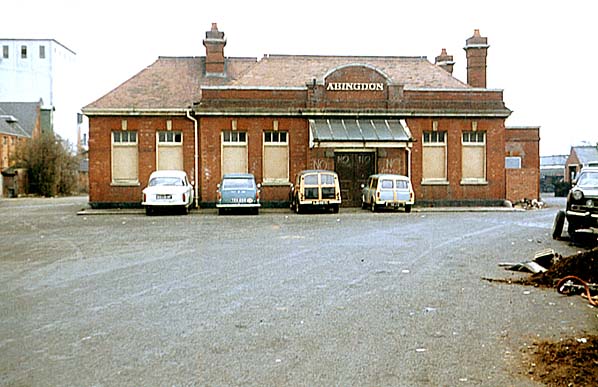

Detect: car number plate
231,198,247,203
156,194,172,200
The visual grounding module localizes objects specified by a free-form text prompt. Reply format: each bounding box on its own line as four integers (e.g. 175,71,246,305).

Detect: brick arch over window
322,63,392,83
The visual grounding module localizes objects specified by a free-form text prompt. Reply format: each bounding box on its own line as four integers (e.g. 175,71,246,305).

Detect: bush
12,133,79,197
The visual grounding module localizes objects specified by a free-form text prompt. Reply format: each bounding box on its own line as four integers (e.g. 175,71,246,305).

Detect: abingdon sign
326,82,385,91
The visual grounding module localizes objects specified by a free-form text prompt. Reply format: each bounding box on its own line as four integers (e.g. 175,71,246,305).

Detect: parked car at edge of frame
290,169,342,214
142,170,194,215
566,166,598,233
361,173,415,213
216,173,261,215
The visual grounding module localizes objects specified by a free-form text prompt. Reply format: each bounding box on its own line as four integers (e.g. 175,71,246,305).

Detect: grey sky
3,0,596,155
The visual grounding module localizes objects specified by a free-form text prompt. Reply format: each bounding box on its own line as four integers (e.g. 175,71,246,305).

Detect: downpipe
186,109,199,208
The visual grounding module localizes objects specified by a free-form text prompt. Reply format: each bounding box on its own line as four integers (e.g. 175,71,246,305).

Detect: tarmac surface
1,195,596,386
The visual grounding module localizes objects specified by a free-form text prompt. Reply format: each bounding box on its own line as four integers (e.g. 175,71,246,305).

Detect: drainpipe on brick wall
186,109,199,208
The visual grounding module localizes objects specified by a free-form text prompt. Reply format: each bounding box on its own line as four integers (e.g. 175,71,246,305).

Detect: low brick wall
506,168,539,202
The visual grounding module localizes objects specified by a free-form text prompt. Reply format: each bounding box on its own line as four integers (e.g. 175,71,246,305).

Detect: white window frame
221,130,248,176
461,131,487,185
111,130,139,186
263,131,289,183
156,131,183,171
422,131,448,185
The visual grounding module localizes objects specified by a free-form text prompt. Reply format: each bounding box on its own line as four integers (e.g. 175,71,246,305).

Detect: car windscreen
222,178,254,189
149,177,184,186
576,171,598,188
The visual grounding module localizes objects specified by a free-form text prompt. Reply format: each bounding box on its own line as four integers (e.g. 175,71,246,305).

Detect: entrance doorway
335,152,376,207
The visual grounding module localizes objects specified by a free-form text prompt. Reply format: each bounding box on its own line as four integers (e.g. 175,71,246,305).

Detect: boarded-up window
112,131,138,183
263,131,288,181
222,131,247,175
462,131,486,181
157,131,183,171
422,131,447,181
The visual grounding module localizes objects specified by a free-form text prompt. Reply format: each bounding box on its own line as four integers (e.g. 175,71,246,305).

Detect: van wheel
405,205,412,213
552,210,565,239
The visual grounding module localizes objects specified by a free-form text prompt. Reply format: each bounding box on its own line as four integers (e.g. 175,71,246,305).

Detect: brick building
83,24,540,208
0,101,44,196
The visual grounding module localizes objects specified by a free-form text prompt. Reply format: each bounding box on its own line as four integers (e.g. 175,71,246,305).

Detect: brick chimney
435,48,455,75
203,23,227,76
464,29,489,88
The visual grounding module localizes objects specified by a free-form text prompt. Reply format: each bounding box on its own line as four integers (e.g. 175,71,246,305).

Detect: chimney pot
203,23,227,76
464,29,489,88
435,48,455,75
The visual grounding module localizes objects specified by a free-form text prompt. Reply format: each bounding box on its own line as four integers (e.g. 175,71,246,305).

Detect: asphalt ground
1,195,596,386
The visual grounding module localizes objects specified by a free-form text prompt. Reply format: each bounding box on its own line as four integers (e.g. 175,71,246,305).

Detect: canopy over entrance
309,119,413,148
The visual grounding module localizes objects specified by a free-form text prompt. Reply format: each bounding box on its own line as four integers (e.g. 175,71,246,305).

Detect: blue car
216,173,261,215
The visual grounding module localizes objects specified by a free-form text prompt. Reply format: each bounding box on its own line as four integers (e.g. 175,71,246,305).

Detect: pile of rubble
498,247,598,305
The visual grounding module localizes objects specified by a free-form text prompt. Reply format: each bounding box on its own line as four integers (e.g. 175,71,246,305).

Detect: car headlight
572,190,584,201
586,199,595,208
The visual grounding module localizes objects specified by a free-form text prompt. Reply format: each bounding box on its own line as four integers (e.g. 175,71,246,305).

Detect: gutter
186,109,199,208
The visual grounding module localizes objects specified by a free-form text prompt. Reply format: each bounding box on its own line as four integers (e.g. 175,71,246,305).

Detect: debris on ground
521,335,598,387
512,198,545,210
490,248,598,385
499,248,560,274
520,247,598,288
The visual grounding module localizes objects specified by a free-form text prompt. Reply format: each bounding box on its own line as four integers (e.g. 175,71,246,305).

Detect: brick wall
198,116,309,205
506,168,539,202
505,127,540,201
88,115,195,207
408,117,506,204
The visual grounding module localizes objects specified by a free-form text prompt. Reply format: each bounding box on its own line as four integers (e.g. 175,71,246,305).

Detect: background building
565,145,598,183
0,38,87,150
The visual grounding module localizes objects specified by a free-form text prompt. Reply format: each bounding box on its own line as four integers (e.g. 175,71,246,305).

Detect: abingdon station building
83,24,540,208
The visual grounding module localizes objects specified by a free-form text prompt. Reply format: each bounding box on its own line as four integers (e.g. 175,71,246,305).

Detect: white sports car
142,170,194,215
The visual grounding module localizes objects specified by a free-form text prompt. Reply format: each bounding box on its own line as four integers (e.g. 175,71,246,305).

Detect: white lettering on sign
326,82,384,91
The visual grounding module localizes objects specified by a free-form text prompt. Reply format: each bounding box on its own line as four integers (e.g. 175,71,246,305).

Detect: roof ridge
262,54,428,60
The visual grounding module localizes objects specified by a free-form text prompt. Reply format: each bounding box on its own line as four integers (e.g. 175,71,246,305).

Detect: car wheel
295,201,302,214
552,210,565,239
405,204,412,213
370,199,376,212
218,208,224,216
361,196,367,209
332,204,339,214
145,206,153,216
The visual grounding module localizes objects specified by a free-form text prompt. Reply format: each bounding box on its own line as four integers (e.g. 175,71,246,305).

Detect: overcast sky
3,0,596,156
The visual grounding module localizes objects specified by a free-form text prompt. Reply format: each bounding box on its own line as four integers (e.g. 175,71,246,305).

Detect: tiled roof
0,102,38,137
84,57,257,110
84,54,472,111
231,55,469,89
572,146,598,165
540,155,567,167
